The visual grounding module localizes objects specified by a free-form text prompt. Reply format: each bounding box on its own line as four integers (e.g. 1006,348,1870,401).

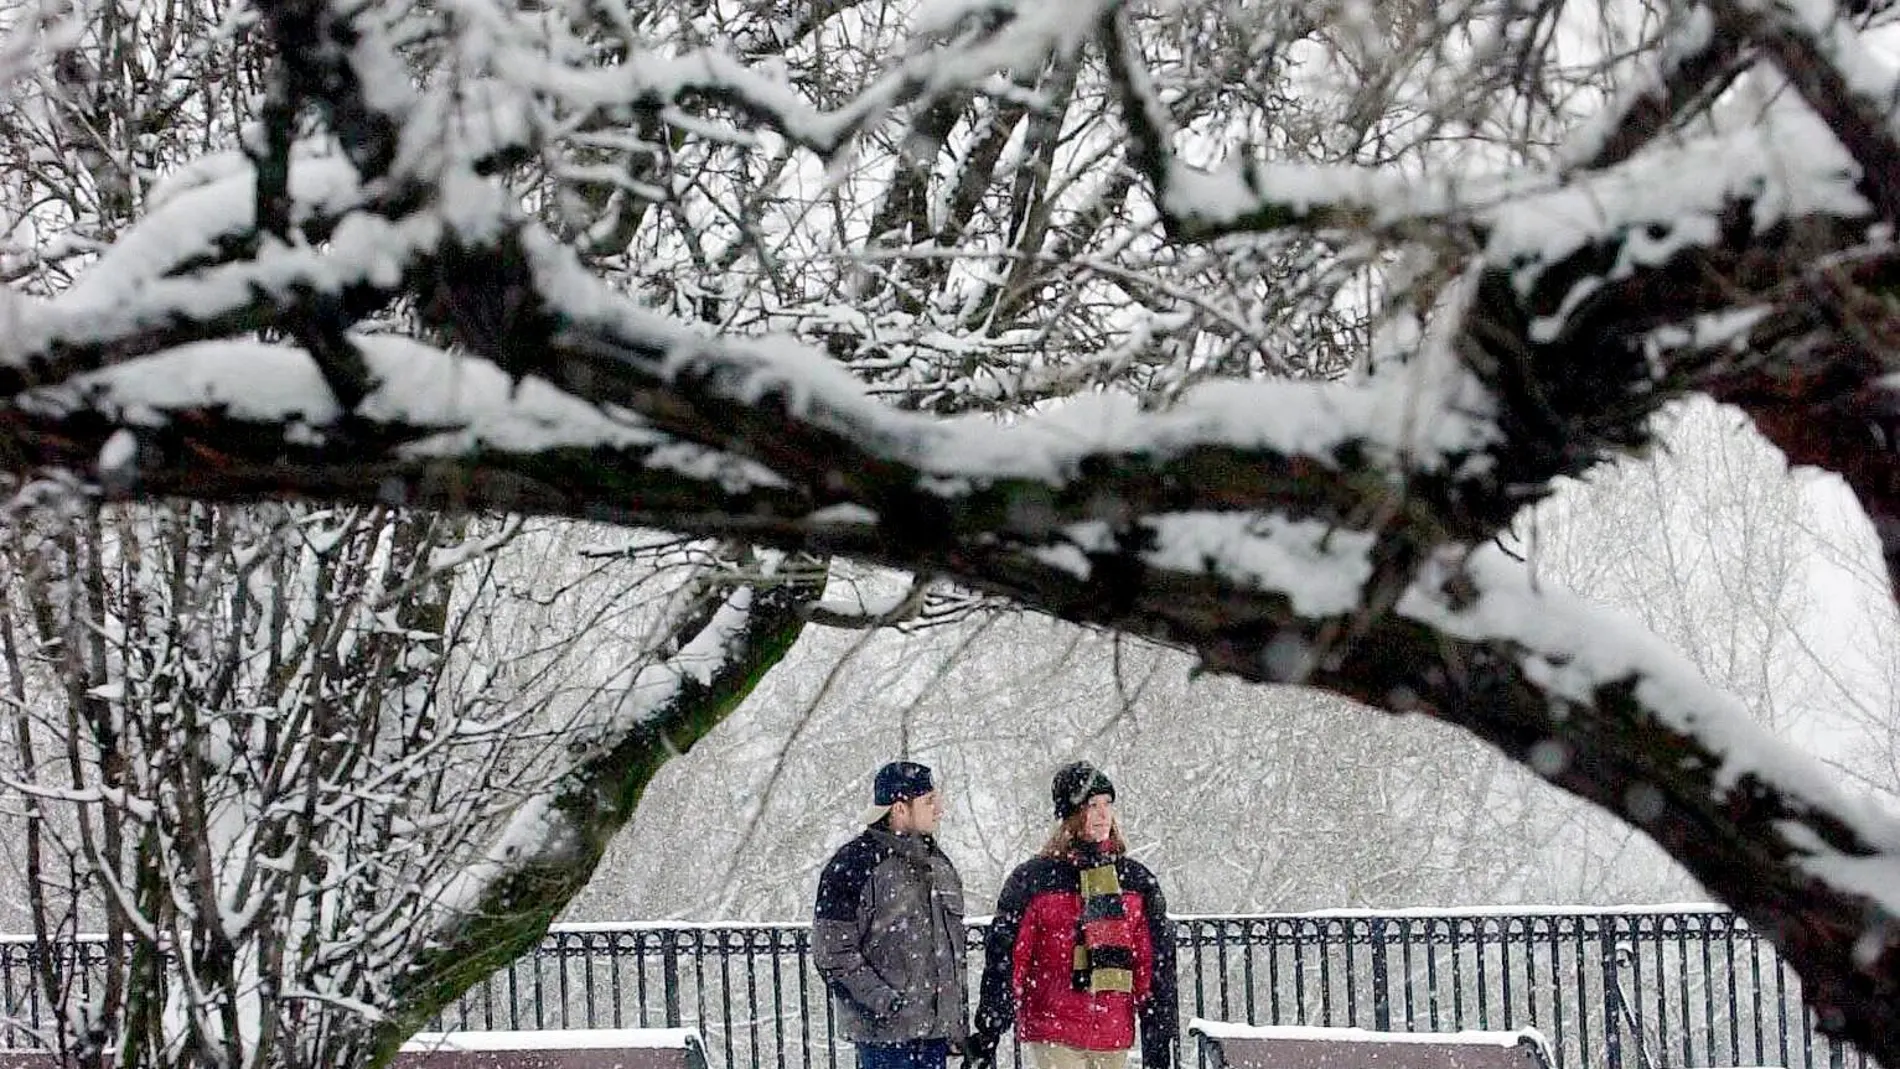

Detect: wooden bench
399,1028,710,1069
1189,1020,1554,1069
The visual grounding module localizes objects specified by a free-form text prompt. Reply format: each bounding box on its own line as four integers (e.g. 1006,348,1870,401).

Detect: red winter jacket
974,850,1177,1067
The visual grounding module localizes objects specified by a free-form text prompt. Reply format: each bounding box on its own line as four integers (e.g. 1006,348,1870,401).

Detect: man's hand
963,1029,1000,1069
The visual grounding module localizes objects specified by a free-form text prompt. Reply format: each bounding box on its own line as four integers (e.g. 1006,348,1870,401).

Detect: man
814,761,969,1069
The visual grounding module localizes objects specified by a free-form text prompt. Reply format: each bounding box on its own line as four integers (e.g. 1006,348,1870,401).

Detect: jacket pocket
937,890,968,961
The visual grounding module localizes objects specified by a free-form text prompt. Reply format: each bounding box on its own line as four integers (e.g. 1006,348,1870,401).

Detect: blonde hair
1038,808,1127,858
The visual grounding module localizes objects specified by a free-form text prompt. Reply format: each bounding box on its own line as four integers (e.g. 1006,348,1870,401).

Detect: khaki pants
1022,1044,1129,1069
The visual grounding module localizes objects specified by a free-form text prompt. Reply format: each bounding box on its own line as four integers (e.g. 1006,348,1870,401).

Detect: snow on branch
1556,7,1746,172
1481,106,1868,327
1103,3,1869,267
8,335,803,525
804,571,936,629
1708,0,1900,220
62,155,365,310
0,204,438,394
522,218,1496,488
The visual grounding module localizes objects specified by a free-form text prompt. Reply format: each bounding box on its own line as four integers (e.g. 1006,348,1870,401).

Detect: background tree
0,500,823,1069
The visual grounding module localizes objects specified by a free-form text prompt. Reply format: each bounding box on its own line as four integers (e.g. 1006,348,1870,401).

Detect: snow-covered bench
1188,1021,1554,1069
0,1029,709,1069
399,1027,709,1069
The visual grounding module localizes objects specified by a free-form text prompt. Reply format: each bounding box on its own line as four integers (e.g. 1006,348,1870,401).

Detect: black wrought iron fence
0,907,1872,1069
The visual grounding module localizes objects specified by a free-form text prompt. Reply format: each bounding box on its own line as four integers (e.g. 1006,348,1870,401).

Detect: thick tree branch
1699,252,1900,602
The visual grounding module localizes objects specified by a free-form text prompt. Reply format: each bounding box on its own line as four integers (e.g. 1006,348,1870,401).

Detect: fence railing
0,907,1873,1069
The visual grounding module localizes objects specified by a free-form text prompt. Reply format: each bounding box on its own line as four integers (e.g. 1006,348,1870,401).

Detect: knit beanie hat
1052,761,1116,820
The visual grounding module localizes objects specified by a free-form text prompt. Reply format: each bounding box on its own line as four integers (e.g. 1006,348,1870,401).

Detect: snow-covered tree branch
10,0,1900,1063
368,551,820,1066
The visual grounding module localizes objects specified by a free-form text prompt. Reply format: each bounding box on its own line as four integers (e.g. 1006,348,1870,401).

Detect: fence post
663,929,683,1028
1370,917,1391,1031
1602,918,1624,1069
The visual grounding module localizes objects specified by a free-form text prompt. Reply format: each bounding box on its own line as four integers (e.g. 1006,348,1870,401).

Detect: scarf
1070,848,1136,994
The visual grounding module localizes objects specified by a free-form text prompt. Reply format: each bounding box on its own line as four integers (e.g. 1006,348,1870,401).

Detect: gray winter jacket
812,826,969,1045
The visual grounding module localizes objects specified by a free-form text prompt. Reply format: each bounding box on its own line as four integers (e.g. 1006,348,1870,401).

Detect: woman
969,763,1177,1069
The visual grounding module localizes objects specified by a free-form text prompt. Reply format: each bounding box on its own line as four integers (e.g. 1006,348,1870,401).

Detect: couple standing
812,761,1178,1069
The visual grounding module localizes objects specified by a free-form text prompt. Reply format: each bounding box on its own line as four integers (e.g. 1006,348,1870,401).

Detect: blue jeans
857,1039,950,1069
